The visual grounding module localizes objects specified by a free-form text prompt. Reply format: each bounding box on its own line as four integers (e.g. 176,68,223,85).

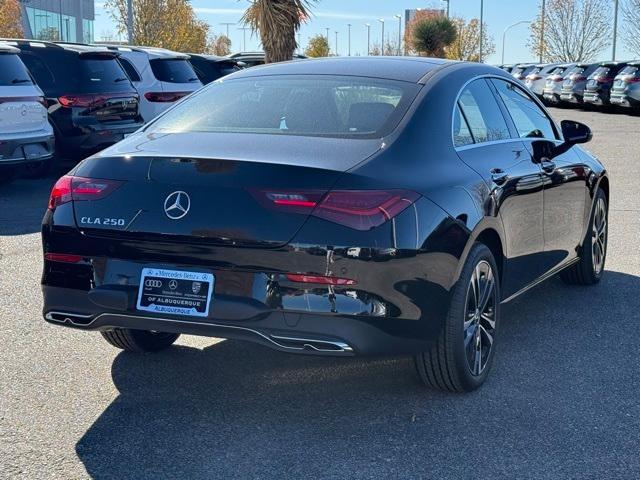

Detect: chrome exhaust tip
269,334,354,354
45,311,94,326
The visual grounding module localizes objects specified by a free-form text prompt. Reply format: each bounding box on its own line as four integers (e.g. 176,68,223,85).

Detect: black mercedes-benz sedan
42,57,609,392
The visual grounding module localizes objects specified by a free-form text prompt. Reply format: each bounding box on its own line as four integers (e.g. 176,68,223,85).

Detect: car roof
0,41,19,54
0,39,119,56
188,53,238,63
97,44,189,60
229,56,456,83
598,61,627,67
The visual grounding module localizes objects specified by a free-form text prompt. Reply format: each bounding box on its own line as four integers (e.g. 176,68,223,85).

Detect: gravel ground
0,108,639,479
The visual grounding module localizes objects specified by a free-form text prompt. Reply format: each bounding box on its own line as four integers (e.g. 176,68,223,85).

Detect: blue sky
94,0,633,64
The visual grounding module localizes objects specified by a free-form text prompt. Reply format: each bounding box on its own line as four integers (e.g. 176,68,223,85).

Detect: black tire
100,329,180,352
560,188,608,285
415,243,500,393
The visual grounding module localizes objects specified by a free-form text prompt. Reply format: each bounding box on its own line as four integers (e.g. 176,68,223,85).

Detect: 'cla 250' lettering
80,217,126,227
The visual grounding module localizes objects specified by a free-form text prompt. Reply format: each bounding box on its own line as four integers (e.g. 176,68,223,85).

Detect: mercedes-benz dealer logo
164,191,190,220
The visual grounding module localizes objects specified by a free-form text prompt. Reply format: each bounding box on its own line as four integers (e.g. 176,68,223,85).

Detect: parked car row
499,61,640,111
0,39,249,185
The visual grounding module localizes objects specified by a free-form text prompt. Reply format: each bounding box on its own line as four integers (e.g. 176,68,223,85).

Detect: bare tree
446,17,495,62
528,0,612,62
622,0,640,55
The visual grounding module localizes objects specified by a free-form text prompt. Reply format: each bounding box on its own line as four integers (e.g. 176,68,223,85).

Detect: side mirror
561,120,592,145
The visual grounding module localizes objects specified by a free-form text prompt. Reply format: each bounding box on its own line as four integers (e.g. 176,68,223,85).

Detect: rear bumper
560,92,582,103
610,94,638,107
43,285,440,356
583,91,609,105
0,130,54,165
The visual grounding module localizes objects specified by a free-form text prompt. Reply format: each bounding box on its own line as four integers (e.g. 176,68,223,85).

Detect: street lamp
335,31,339,56
365,23,371,55
347,23,351,56
220,22,235,39
238,26,250,51
479,0,484,62
378,18,385,55
443,0,450,18
612,0,620,61
539,0,546,63
502,21,530,65
395,14,402,56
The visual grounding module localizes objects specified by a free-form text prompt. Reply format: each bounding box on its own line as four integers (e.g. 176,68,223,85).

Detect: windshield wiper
11,78,31,84
114,77,129,83
187,77,199,82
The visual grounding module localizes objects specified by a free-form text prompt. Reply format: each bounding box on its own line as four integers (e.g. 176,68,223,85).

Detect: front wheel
101,329,180,352
415,243,500,393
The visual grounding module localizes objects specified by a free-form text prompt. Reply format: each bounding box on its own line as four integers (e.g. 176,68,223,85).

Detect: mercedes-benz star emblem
164,191,190,220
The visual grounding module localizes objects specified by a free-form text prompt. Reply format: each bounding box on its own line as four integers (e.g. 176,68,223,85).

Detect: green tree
105,0,209,52
411,16,457,57
304,34,329,57
242,0,316,63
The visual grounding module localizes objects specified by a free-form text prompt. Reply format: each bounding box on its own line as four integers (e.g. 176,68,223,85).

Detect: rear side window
592,66,609,78
150,59,198,83
118,58,141,82
19,54,54,90
0,54,34,86
491,79,557,140
457,79,510,144
453,105,474,147
147,75,420,139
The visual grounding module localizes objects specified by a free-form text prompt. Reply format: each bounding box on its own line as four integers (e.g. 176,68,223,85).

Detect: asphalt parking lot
1,107,639,479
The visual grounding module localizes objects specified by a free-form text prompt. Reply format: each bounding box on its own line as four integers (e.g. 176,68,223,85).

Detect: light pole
378,18,385,55
126,0,133,44
443,0,450,18
347,24,351,56
58,0,63,41
365,23,371,55
395,14,402,56
479,0,484,62
220,22,235,39
539,0,546,63
335,31,338,56
502,21,530,65
238,27,250,51
612,0,620,61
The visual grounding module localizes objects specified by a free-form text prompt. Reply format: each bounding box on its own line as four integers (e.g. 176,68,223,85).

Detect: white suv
102,46,203,123
0,42,54,184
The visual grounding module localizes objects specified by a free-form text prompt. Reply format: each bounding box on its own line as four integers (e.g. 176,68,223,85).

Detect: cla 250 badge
80,217,126,227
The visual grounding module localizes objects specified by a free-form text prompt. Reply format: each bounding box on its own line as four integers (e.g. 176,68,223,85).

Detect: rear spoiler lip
77,50,120,59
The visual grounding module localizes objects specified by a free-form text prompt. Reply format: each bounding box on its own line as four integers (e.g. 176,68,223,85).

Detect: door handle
541,160,556,173
490,168,508,186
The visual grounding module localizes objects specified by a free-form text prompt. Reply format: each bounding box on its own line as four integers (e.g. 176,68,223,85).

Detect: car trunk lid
71,132,383,247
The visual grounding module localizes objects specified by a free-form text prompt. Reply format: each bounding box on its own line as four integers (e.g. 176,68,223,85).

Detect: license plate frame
136,268,214,318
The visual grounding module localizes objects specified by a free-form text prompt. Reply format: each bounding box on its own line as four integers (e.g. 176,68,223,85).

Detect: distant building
19,0,95,43
404,8,445,28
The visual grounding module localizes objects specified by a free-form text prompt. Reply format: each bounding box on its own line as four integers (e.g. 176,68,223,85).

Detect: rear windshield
0,54,33,86
79,58,132,92
529,67,542,76
619,66,639,77
147,75,421,139
150,59,199,83
591,66,610,78
512,67,525,75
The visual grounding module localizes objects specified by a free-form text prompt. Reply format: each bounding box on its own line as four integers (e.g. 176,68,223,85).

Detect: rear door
455,79,545,297
491,78,587,271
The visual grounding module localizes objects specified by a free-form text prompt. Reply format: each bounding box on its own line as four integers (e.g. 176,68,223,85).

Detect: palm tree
242,0,315,63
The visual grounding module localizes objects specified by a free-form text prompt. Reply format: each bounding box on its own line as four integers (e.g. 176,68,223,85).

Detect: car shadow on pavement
75,271,640,479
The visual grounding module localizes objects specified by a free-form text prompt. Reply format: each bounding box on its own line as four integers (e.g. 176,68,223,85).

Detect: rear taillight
625,77,640,84
528,75,542,81
58,93,137,108
144,91,190,103
253,189,421,231
44,253,83,263
48,175,123,211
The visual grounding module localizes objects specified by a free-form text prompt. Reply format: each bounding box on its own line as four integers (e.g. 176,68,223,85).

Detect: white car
0,42,54,184
102,46,203,123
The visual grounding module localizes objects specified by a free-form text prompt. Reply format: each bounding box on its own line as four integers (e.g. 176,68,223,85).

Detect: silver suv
0,42,54,184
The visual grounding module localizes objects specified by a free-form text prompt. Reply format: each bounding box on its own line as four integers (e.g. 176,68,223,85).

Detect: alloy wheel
463,261,497,376
591,197,607,275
